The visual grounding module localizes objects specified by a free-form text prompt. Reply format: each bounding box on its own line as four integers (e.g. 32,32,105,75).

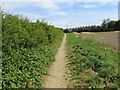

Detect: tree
108,21,116,30
101,18,110,27
115,21,120,30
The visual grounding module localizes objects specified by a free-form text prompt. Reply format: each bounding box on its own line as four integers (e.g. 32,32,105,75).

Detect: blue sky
1,1,119,28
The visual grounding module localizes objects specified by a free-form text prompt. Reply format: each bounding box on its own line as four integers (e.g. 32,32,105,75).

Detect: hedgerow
2,12,63,88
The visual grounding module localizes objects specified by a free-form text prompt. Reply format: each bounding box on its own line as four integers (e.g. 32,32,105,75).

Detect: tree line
64,18,120,33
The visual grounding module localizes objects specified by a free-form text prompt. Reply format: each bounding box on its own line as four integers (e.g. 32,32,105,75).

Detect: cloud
71,9,117,26
51,11,67,15
17,12,46,20
67,2,75,7
98,2,118,6
49,19,70,28
34,2,68,16
0,0,119,2
35,2,67,15
35,2,59,10
2,2,60,12
2,2,66,15
80,4,97,8
1,2,29,11
79,2,118,9
1,1,118,29
78,0,118,2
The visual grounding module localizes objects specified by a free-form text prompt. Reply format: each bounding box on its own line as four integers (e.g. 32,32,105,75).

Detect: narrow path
44,34,67,88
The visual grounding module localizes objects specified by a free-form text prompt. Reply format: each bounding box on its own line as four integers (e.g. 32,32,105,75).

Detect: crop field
66,33,119,88
79,32,119,49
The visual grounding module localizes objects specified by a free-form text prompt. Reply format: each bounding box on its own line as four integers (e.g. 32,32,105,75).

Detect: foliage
64,18,120,33
66,34,119,88
2,12,64,88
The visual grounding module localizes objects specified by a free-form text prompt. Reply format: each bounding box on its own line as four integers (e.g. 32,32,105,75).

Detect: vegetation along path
44,34,67,88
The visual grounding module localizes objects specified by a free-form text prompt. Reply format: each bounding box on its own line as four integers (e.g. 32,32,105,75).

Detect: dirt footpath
80,32,119,49
44,34,67,88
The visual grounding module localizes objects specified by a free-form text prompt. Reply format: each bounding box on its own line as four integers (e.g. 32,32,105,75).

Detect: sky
0,0,119,28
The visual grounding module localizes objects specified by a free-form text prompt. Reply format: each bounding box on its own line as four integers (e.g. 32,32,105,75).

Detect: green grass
66,33,119,88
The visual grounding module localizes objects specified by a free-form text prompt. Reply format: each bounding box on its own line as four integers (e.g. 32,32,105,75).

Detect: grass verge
66,33,119,88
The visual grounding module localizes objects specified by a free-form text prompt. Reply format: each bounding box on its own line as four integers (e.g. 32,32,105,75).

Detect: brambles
2,13,64,88
66,34,119,88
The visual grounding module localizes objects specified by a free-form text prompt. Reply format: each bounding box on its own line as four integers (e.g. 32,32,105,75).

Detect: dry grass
81,32,95,34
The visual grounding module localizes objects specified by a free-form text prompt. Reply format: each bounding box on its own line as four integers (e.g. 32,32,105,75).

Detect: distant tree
101,18,111,31
64,18,119,32
115,21,120,30
108,21,116,30
36,19,40,23
101,18,110,28
64,29,70,33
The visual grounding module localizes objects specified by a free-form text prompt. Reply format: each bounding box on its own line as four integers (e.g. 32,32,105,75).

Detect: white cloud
0,1,118,28
17,12,46,20
35,2,68,15
69,9,117,27
2,2,59,12
35,2,59,10
80,4,97,8
2,2,60,12
68,2,75,7
0,0,119,2
78,0,118,2
1,2,29,11
51,11,67,15
49,19,70,28
2,2,67,16
80,2,118,9
98,2,118,6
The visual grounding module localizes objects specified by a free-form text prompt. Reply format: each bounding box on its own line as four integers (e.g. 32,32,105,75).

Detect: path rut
44,34,67,88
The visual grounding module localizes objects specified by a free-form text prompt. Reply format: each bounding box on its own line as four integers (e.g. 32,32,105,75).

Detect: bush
2,12,64,88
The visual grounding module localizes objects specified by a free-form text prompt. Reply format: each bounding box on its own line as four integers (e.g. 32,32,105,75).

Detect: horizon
1,1,119,29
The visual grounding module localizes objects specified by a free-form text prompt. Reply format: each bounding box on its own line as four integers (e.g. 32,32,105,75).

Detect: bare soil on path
44,34,67,88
